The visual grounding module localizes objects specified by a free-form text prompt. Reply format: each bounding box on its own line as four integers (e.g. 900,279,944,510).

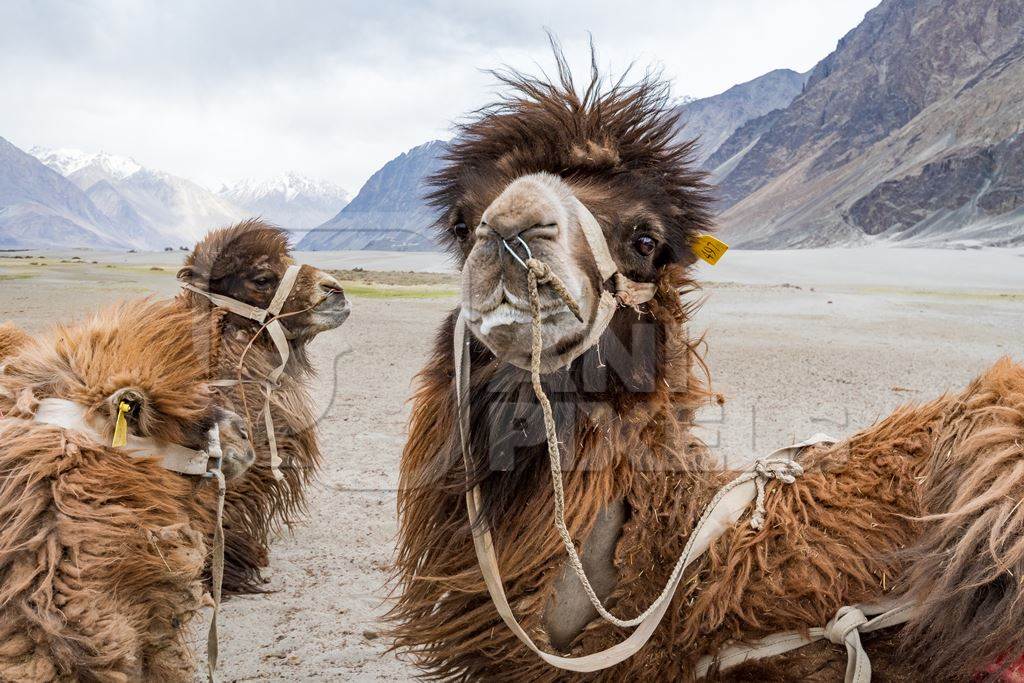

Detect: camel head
430,51,712,371
0,299,253,476
178,219,350,343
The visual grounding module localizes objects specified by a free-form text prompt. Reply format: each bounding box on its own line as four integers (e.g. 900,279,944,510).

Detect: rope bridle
454,196,913,679
182,263,302,482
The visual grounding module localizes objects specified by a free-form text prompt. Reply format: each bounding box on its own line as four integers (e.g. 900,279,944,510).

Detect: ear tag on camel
112,401,130,447
692,235,729,265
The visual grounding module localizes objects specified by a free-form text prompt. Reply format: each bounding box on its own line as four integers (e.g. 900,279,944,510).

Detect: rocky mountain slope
32,148,245,246
297,141,446,251
0,137,127,249
711,0,1024,247
675,69,808,165
219,173,349,238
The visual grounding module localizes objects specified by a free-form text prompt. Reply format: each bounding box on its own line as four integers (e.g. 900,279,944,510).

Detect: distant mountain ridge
5,146,350,249
675,69,808,165
298,141,446,251
711,0,1024,247
219,172,349,238
0,137,125,249
31,147,245,246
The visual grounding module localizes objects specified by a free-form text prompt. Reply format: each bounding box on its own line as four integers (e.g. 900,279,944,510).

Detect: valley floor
0,247,1021,681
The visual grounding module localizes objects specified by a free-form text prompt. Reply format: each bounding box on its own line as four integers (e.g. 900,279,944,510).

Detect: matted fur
899,359,1024,680
0,299,219,682
0,321,30,362
388,49,1024,681
428,40,712,275
178,220,331,594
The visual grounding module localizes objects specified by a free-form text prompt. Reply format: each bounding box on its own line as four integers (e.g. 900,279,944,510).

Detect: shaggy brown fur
388,50,1024,681
899,358,1024,681
0,299,222,682
0,321,30,363
178,219,347,594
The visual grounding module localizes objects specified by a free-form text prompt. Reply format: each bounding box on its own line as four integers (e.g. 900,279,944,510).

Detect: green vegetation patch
340,282,457,300
329,268,457,287
857,285,1024,301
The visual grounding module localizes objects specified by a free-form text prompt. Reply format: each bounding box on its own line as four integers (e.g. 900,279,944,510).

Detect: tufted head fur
429,41,712,369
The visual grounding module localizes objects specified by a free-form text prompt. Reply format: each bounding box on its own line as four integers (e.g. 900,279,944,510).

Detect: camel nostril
318,279,346,299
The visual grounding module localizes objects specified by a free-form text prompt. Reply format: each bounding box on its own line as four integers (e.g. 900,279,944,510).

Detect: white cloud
0,0,879,192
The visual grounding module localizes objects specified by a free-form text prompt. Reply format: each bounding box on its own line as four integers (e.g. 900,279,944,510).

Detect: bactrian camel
388,53,1024,681
0,299,254,681
177,220,350,594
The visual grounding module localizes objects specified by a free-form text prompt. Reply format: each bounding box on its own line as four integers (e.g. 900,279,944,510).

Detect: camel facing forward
388,54,1024,681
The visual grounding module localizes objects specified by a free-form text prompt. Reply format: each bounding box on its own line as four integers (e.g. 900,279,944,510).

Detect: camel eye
251,273,276,288
452,222,469,240
633,235,657,256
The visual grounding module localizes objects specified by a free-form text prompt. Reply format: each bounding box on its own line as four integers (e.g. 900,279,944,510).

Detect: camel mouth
285,295,350,339
468,301,572,336
311,296,351,329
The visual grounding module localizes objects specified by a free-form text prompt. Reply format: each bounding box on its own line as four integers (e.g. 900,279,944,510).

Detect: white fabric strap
572,197,618,283
695,600,916,682
181,284,269,323
454,316,836,672
32,398,211,475
267,264,300,317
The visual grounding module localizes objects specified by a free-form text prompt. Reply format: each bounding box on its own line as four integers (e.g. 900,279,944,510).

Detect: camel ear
106,387,151,438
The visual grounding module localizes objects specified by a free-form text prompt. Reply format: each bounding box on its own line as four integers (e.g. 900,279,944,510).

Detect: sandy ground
1,247,1022,681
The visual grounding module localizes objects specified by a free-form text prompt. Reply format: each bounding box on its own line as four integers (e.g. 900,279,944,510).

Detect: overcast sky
1,1,878,192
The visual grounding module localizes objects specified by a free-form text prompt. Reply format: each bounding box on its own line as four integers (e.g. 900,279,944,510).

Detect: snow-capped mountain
32,146,245,246
219,172,349,237
30,147,142,187
0,137,136,249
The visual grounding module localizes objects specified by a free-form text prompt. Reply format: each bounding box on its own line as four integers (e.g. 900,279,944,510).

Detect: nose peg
502,236,533,270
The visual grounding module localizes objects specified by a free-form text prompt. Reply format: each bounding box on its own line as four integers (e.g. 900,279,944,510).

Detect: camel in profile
0,299,254,682
388,53,1024,680
177,219,350,593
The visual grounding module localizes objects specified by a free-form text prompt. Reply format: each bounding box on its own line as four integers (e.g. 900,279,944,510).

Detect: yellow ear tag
692,234,729,265
112,401,130,447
